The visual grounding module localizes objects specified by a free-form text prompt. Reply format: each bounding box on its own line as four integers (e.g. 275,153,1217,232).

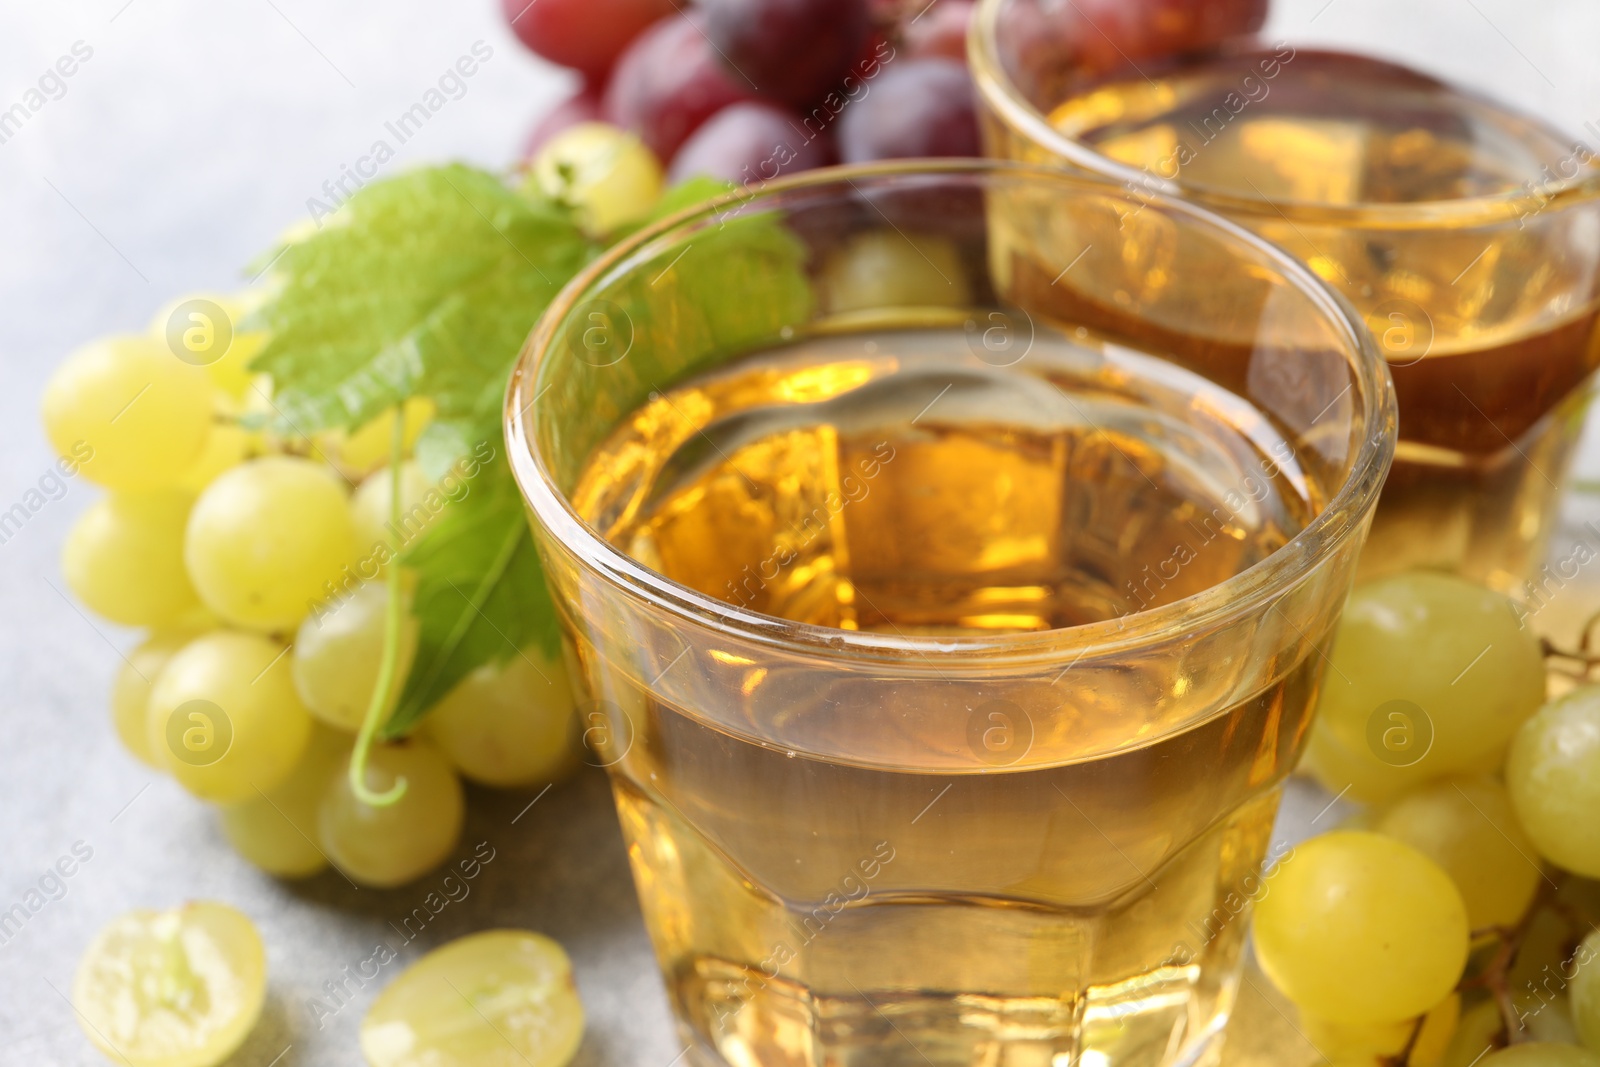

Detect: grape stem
1460,872,1568,1048
347,409,410,807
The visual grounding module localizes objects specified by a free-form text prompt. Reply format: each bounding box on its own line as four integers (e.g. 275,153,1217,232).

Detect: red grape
668,102,833,186
500,0,675,83
604,13,760,160
837,57,980,162
903,0,974,62
520,87,605,162
702,0,871,108
1063,0,1268,77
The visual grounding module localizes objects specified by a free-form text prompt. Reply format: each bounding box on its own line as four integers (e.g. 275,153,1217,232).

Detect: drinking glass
506,161,1394,1067
971,0,1600,595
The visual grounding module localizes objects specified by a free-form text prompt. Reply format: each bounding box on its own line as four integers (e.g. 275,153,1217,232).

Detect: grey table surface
2,1,1598,1065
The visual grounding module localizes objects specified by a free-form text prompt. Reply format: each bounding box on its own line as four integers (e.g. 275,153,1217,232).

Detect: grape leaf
381,456,559,739
247,163,595,444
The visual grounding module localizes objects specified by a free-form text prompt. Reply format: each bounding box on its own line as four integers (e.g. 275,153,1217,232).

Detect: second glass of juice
972,0,1600,594
508,161,1394,1066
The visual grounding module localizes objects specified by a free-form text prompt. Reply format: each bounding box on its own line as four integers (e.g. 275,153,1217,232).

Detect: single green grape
533,121,663,236
72,901,266,1067
1508,687,1600,878
1315,572,1544,783
360,930,584,1067
1477,1044,1600,1066
43,334,215,490
1571,928,1600,1053
1302,993,1460,1065
64,490,201,627
424,647,580,789
318,740,464,888
111,630,198,769
1440,999,1507,1067
1373,777,1543,931
1300,719,1420,806
1252,830,1470,1024
818,230,972,314
220,724,350,878
350,460,441,561
178,414,254,493
291,581,419,733
185,456,355,632
145,630,312,802
146,291,262,399
327,397,435,477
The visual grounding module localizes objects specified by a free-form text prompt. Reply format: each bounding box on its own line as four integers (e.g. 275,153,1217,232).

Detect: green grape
72,901,266,1067
111,630,198,769
1252,830,1470,1023
1303,993,1460,1065
424,647,580,789
1572,929,1600,1052
819,230,972,315
328,397,435,477
1508,687,1600,878
1513,993,1581,1046
361,930,584,1067
351,460,440,560
1477,1045,1600,1066
318,740,464,888
220,724,350,878
147,292,263,399
1373,777,1543,930
43,334,216,491
292,581,418,733
1440,1000,1506,1067
178,417,253,493
533,121,663,236
1301,713,1425,806
185,456,355,632
145,630,313,802
63,490,201,627
1316,572,1545,782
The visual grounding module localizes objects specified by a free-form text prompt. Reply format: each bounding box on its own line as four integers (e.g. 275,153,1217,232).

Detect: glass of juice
506,161,1394,1067
971,0,1600,595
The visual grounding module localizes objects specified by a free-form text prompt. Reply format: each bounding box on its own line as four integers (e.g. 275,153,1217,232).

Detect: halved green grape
361,930,584,1067
351,461,441,560
1252,830,1470,1024
1572,929,1600,1052
64,490,201,627
819,230,972,315
220,724,350,878
1478,1045,1600,1066
185,456,355,632
327,397,436,477
1373,777,1543,931
1315,572,1545,782
1303,993,1460,1065
424,647,580,789
292,581,418,733
1508,687,1600,878
532,122,663,236
43,334,215,490
146,630,312,802
72,901,266,1067
112,631,198,769
319,740,463,888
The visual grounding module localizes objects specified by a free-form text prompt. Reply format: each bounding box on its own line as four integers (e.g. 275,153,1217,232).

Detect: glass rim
967,0,1600,228
504,158,1397,666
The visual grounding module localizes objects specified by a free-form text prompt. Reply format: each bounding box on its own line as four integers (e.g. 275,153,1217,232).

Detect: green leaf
382,457,561,739
248,163,595,441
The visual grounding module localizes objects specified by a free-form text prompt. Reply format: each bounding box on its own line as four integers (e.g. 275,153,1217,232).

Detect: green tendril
348,408,409,807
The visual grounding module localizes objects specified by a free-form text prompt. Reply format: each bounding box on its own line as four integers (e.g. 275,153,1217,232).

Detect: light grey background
1,2,1597,1065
